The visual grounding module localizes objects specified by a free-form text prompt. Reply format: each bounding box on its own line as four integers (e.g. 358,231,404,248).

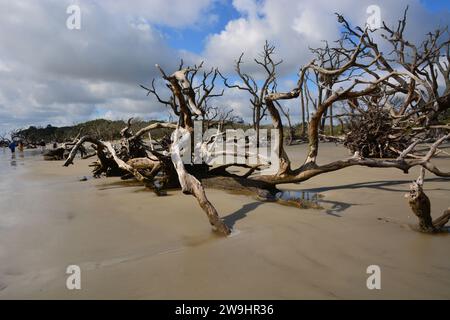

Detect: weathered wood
43,147,65,160
408,169,450,233
408,180,435,233
171,128,231,235
57,13,449,236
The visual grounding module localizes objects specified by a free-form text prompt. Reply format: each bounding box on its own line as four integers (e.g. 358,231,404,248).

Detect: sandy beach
0,143,449,299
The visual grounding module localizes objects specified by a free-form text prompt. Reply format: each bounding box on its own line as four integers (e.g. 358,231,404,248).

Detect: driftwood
408,168,450,233
171,128,231,234
43,147,66,161
60,9,449,236
43,129,86,160
344,105,409,158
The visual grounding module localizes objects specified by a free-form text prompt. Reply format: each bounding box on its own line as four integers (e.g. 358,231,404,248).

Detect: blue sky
160,0,449,54
421,0,450,11
158,1,242,54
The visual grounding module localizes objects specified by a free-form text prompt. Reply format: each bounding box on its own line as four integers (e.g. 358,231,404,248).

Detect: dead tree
0,133,11,148
275,101,296,145
220,41,282,145
43,129,87,160
203,105,242,130
62,10,449,235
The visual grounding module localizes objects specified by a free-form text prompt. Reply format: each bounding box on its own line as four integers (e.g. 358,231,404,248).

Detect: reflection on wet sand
10,153,16,167
7,150,29,167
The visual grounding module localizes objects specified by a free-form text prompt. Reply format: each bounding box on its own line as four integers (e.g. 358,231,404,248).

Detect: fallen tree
62,9,449,235
0,133,10,148
43,129,87,160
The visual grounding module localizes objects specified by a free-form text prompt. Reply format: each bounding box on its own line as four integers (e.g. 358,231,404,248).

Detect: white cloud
0,0,448,132
0,0,211,132
98,0,214,28
203,0,449,75
232,0,260,18
199,0,449,122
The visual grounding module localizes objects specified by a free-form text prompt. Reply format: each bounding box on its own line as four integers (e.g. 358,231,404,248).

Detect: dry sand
0,144,449,299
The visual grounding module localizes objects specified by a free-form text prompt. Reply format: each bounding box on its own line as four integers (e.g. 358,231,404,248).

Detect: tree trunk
329,104,334,136
171,128,231,235
301,89,306,136
255,104,261,147
408,170,450,233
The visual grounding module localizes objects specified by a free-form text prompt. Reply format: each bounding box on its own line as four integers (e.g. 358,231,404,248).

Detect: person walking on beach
39,140,46,152
8,141,16,153
18,141,24,152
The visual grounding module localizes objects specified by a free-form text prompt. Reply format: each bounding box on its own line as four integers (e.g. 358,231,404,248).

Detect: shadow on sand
95,176,449,227
304,178,450,193
223,193,361,228
223,202,264,228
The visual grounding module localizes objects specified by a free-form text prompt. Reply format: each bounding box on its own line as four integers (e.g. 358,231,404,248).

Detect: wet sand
0,144,449,299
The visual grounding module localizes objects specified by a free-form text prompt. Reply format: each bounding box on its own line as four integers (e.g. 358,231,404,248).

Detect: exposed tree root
408,168,450,233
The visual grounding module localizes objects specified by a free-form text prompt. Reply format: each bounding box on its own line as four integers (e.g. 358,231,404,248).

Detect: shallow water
0,148,43,221
0,147,44,188
275,190,323,209
0,147,42,169
1,148,45,232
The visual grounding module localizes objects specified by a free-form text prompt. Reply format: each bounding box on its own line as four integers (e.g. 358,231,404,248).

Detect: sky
0,0,449,133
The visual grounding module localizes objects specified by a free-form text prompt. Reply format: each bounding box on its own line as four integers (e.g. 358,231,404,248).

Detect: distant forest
3,108,448,148
10,119,169,144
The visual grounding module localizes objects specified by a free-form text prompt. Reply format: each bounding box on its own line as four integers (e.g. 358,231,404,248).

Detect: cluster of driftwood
61,9,449,235
42,130,90,160
0,136,10,148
